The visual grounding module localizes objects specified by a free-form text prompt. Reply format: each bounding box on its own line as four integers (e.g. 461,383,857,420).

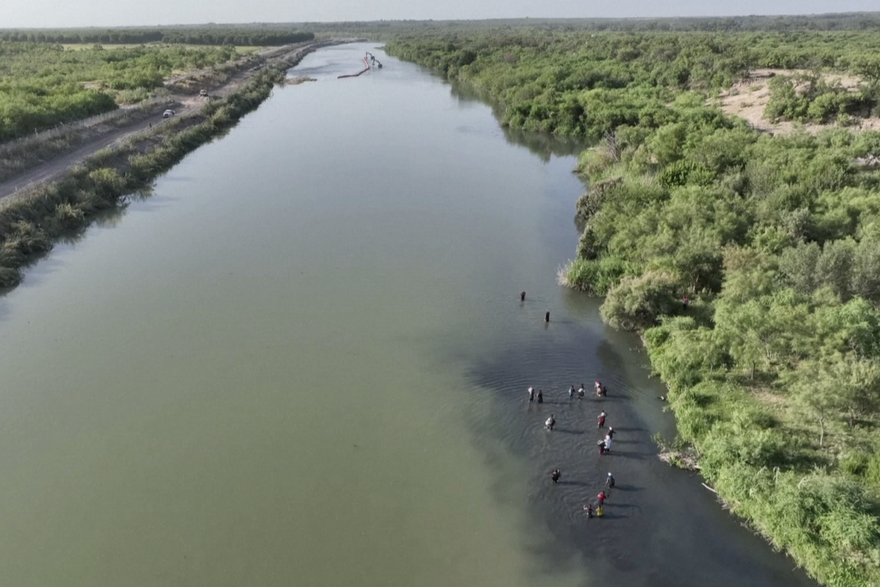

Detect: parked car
163,109,175,118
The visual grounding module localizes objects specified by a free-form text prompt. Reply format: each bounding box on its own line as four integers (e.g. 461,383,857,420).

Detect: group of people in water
527,381,607,404
551,467,616,517
521,292,619,519
528,381,617,518
583,472,615,518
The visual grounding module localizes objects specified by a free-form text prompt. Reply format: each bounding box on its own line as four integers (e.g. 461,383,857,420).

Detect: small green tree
600,270,679,330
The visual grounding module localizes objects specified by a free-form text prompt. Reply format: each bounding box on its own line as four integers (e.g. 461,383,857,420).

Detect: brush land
386,22,880,587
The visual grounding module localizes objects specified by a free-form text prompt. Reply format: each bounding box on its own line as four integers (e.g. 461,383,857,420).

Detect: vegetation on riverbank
0,42,245,141
0,49,308,289
387,27,880,587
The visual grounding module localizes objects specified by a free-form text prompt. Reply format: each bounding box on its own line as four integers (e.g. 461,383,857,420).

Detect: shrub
560,255,635,294
600,270,680,330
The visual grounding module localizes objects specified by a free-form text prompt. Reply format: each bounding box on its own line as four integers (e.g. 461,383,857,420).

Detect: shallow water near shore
0,43,815,587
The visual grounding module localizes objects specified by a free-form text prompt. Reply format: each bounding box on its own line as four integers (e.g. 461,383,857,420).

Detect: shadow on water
448,82,586,162
452,308,817,587
0,203,132,294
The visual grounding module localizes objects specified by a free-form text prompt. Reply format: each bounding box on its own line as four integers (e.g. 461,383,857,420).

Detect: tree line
0,28,313,47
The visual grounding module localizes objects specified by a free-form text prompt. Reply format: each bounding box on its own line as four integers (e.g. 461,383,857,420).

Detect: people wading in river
606,427,615,440
606,472,615,489
598,411,607,429
520,291,526,302
545,415,556,431
577,384,585,399
583,503,594,518
528,386,535,402
551,469,561,484
569,385,575,399
537,389,543,404
604,434,612,453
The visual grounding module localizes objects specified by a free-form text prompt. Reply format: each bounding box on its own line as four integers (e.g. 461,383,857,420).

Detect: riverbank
0,42,336,289
386,30,880,587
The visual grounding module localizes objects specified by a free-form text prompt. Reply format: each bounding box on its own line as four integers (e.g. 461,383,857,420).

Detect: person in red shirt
597,411,607,428
597,491,606,506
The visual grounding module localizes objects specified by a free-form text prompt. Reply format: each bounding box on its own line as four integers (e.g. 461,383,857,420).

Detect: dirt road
0,42,326,204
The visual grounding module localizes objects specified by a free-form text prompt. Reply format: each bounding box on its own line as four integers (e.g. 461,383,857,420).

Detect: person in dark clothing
606,473,615,488
682,294,689,311
551,469,561,483
569,385,575,399
537,389,543,403
545,311,550,323
520,291,526,302
583,503,594,518
606,427,615,439
598,440,605,456
528,387,535,402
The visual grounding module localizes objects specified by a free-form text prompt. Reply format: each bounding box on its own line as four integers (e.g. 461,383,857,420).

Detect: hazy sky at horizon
2,0,879,28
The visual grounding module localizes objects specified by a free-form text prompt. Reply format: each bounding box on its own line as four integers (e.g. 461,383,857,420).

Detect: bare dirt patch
716,68,880,134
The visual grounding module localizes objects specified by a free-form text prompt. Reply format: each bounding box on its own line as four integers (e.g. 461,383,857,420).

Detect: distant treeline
4,13,880,46
0,28,314,46
296,12,880,36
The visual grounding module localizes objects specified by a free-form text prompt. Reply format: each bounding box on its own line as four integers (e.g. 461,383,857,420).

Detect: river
0,43,815,587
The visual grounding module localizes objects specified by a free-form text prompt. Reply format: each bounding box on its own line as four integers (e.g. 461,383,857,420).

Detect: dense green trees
0,42,238,141
388,27,880,587
764,75,878,124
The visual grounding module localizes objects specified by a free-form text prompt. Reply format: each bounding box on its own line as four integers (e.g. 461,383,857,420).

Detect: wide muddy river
0,43,816,587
